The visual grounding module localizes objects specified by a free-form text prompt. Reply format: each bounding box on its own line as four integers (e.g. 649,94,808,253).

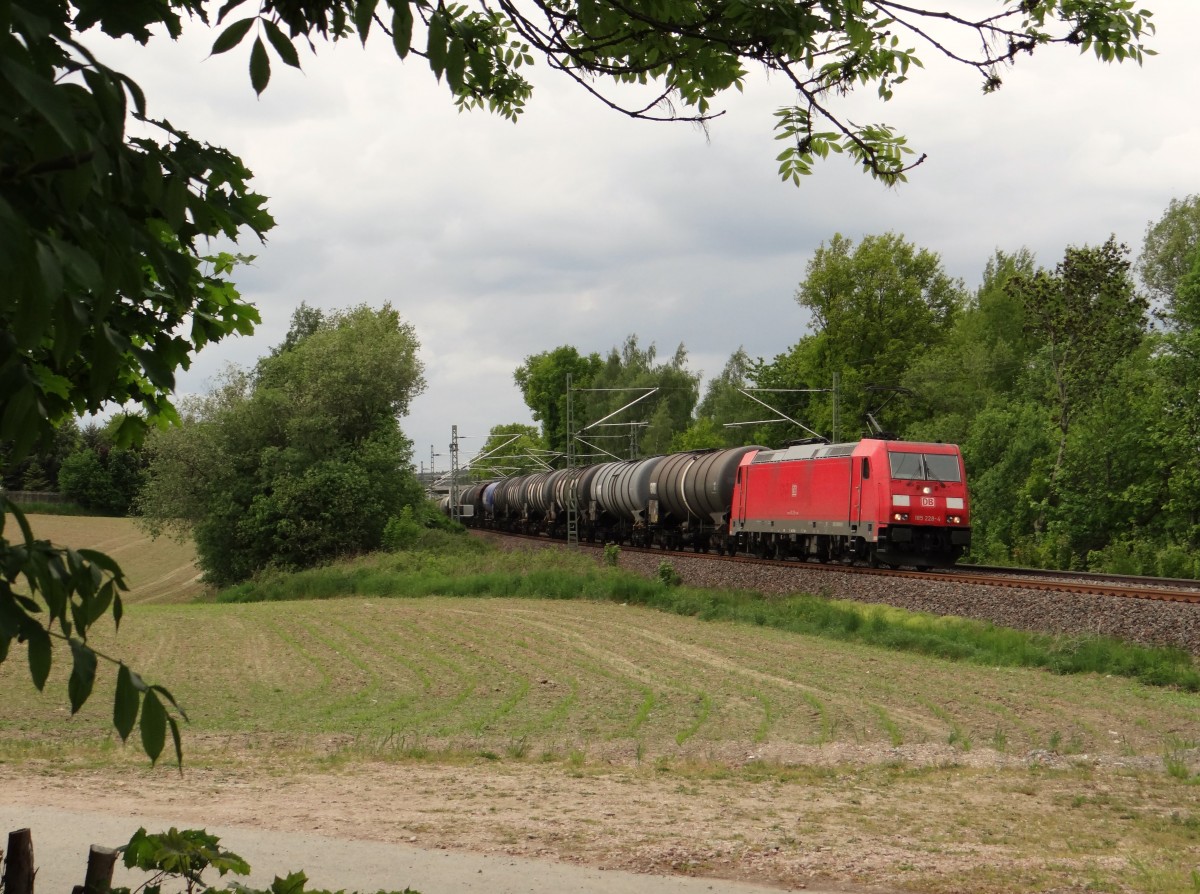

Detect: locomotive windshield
888,451,962,483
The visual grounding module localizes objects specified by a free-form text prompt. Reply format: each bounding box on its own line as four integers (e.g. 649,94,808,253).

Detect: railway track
477,529,1200,605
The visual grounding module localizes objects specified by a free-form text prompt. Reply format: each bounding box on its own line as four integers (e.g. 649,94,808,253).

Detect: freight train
448,438,971,568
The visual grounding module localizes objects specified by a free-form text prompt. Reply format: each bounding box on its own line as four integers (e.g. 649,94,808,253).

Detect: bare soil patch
0,737,1192,894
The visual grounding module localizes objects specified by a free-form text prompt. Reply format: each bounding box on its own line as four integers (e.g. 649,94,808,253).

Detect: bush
657,561,682,587
1156,544,1199,580
383,507,424,550
58,450,124,515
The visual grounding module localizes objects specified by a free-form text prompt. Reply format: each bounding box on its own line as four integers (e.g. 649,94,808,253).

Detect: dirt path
0,754,923,894
1,804,828,894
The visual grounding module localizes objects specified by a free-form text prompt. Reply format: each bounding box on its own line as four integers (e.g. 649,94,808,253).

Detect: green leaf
167,715,183,768
163,175,188,231
151,683,190,723
263,20,301,69
26,625,51,690
250,35,271,95
140,689,167,764
355,0,380,42
427,10,448,79
392,2,414,58
211,17,256,55
76,548,126,580
0,56,82,147
270,871,310,894
446,37,467,92
68,637,98,714
114,664,140,741
216,0,251,24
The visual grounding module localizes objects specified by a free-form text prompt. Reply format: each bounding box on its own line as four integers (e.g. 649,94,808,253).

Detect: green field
2,515,1199,893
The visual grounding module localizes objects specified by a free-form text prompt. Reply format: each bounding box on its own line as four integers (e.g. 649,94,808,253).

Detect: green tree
962,398,1057,565
514,346,603,456
1010,237,1149,490
267,301,326,358
1152,249,1200,547
58,421,146,515
754,232,965,442
138,304,427,585
745,338,833,447
903,248,1037,444
2,418,82,493
684,347,762,448
1051,343,1164,562
669,417,727,452
1138,195,1200,314
58,450,119,514
577,337,700,458
469,423,547,478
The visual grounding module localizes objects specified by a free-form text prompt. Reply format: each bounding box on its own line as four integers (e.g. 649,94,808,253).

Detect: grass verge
216,531,1200,692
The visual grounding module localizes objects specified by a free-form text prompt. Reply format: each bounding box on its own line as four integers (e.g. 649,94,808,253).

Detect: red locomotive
728,438,970,568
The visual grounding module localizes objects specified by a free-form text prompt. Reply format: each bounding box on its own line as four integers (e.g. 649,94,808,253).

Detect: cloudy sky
95,4,1199,471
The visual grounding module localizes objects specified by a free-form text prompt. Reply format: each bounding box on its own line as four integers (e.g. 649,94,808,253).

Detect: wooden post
71,845,118,894
3,828,35,894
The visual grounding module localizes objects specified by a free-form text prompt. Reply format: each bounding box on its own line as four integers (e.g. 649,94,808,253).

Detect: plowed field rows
9,513,203,603
1,597,1189,767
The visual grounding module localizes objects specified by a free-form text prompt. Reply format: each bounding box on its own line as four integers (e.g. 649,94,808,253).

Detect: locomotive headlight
922,486,932,495
893,512,909,522
948,515,962,524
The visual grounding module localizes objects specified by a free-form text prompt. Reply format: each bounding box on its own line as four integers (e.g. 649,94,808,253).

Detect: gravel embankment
476,533,1200,655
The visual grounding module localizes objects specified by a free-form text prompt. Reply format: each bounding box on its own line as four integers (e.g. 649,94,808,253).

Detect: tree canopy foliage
515,336,700,462
138,304,427,585
200,0,1154,184
469,423,548,479
745,232,965,446
1138,194,1200,314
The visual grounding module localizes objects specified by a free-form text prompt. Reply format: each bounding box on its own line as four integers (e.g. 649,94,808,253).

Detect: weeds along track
474,531,1200,655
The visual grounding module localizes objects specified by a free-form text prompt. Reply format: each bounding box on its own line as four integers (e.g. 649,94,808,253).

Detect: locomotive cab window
889,452,962,483
861,458,870,479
